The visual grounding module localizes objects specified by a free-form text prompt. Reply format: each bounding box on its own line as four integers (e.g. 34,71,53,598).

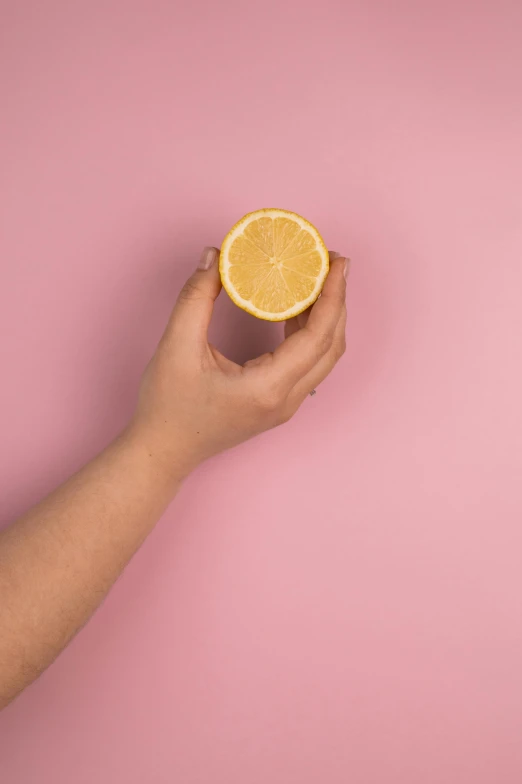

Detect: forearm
0,249,347,711
0,430,180,709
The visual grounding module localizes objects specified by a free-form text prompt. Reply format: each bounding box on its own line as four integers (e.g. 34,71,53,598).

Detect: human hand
127,246,349,482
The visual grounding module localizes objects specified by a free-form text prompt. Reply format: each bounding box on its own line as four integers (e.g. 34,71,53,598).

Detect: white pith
220,209,329,322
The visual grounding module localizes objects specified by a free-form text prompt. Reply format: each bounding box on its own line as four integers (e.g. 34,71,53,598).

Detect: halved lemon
220,208,329,321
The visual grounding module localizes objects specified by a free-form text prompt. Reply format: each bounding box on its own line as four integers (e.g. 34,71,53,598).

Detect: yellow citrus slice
220,208,329,321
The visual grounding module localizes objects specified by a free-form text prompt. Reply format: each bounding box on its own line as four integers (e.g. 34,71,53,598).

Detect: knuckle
333,286,345,305
254,383,284,413
178,280,202,303
277,407,294,426
335,338,346,361
315,330,334,356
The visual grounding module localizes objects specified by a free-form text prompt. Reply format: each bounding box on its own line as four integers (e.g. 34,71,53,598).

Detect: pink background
1,1,522,781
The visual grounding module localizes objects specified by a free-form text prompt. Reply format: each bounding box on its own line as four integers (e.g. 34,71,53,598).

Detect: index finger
270,255,348,388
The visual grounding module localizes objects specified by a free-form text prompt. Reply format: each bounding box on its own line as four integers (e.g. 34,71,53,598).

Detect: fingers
284,305,311,340
166,247,221,344
284,251,340,340
288,303,347,408
271,255,348,389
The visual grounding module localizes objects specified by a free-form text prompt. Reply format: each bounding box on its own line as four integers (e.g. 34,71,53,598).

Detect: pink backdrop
1,1,522,782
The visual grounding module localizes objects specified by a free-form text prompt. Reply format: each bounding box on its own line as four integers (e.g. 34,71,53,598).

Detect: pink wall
1,1,522,782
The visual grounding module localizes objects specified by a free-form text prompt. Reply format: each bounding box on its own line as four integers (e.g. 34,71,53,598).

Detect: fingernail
344,258,351,280
330,250,341,259
198,246,217,271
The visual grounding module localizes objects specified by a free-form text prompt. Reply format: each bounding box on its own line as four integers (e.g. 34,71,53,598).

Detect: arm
0,246,348,710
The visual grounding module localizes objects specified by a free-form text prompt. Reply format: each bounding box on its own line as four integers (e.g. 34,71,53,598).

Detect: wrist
119,420,200,489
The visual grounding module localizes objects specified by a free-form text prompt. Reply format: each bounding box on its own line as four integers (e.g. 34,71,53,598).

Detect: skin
0,246,349,711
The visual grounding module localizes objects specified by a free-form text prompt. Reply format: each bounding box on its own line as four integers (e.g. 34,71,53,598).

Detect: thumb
167,247,221,343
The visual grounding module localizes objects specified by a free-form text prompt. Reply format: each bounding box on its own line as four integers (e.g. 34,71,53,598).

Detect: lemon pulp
220,208,329,321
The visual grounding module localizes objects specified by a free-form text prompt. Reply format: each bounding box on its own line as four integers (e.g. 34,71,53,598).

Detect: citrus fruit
219,208,329,321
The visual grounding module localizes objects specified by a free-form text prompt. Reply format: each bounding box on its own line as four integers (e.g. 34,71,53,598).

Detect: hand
127,246,349,481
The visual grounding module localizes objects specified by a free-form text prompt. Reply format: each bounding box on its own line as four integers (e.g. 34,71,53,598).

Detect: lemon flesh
220,208,329,321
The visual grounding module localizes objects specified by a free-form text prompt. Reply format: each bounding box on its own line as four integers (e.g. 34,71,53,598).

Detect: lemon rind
219,208,329,322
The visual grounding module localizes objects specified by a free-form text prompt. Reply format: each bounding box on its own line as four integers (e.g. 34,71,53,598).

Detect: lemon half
220,208,329,321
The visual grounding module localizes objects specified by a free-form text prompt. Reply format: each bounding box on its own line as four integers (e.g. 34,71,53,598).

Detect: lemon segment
220,208,329,321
